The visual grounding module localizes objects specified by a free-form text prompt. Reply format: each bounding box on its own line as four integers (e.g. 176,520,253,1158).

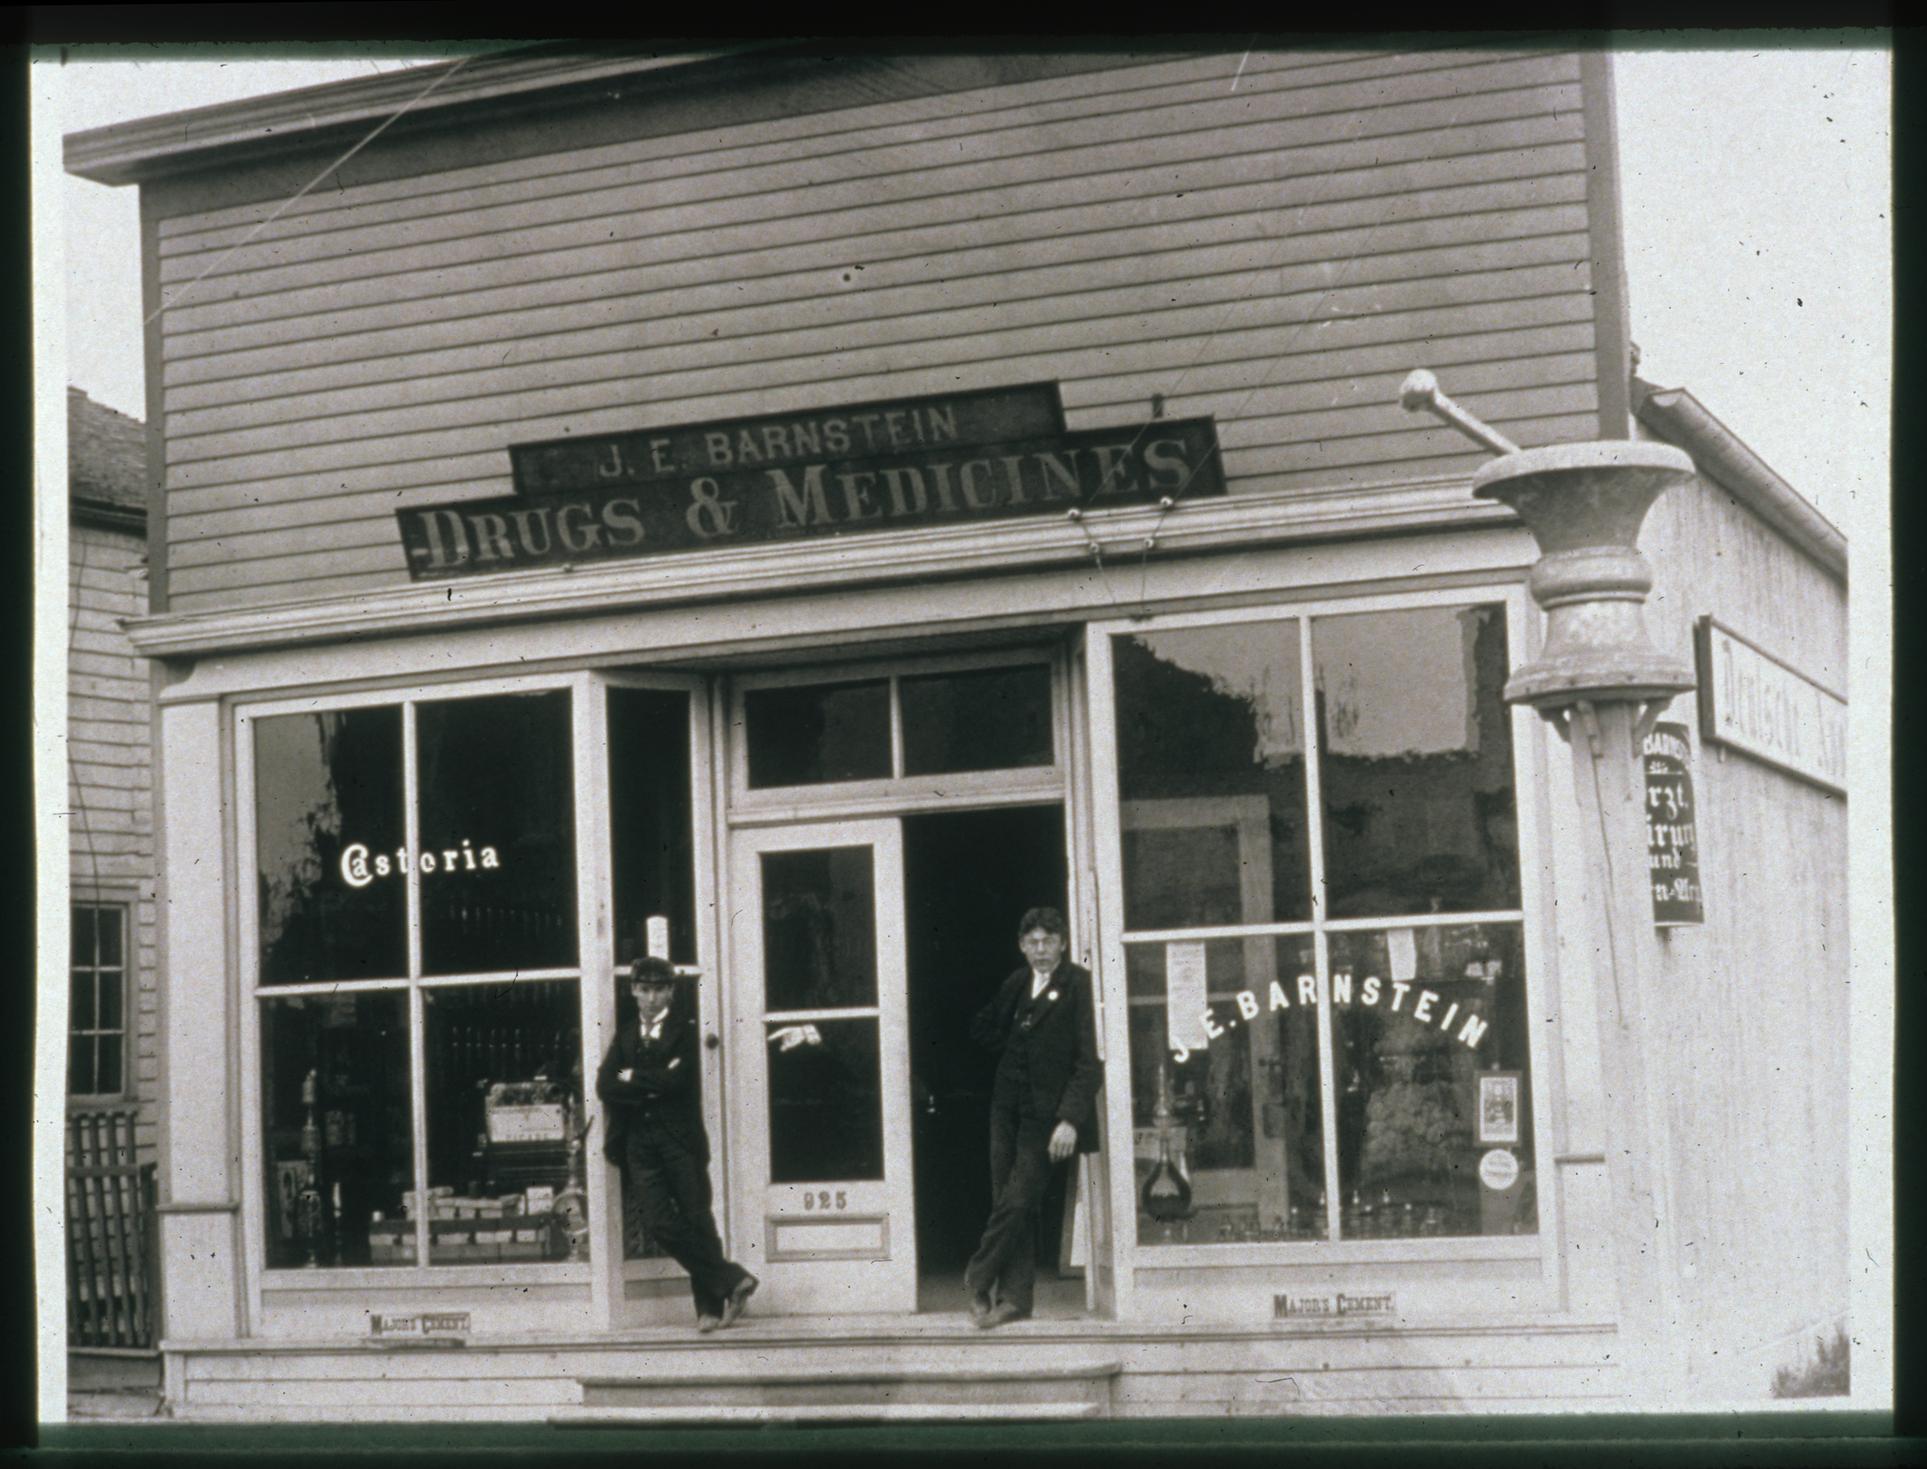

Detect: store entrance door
902,805,1069,1311
725,819,918,1315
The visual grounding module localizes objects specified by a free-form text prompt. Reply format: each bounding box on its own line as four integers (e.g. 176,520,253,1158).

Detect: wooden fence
66,1109,158,1350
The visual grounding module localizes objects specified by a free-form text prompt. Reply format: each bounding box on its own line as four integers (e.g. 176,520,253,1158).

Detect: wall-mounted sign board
1642,720,1705,926
1694,616,1847,794
508,383,1066,495
398,417,1224,581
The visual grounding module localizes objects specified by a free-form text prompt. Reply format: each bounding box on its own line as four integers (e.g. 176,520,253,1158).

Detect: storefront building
65,43,1850,1420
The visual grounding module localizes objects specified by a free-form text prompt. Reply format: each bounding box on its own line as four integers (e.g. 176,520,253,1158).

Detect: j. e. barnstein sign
398,385,1225,581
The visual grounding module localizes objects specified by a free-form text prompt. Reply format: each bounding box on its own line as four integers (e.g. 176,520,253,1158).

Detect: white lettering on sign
340,841,501,889
1698,618,1846,793
1170,973,1494,1064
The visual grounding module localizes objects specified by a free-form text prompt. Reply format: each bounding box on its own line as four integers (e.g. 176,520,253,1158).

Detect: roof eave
62,43,784,186
1631,377,1848,584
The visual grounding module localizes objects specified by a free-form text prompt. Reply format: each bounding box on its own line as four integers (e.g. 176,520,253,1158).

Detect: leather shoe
719,1273,759,1328
976,1301,1030,1330
696,1314,722,1334
967,1286,993,1324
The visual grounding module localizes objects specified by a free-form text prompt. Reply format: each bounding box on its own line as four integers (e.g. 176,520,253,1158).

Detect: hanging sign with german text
397,417,1225,581
1642,720,1704,926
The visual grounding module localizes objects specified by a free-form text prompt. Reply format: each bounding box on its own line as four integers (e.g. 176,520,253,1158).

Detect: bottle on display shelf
1141,1059,1194,1223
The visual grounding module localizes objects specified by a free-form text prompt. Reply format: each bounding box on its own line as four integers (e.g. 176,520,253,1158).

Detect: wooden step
575,1355,1121,1420
552,1400,1107,1426
578,1349,1125,1411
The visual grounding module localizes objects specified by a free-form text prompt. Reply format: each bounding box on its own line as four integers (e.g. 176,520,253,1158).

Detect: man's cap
626,957,684,985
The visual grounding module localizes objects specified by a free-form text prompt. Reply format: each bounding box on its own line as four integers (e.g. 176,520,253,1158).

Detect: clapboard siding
162,143,1587,387
152,51,1570,264
159,113,1586,350
150,49,1516,247
164,195,1591,434
162,253,1596,503
66,522,159,1159
148,47,1607,613
1632,474,1849,1396
164,223,1594,456
163,278,1595,528
164,193,1589,408
154,61,1583,300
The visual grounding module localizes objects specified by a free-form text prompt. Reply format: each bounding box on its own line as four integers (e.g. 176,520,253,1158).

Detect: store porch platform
157,1312,1624,1423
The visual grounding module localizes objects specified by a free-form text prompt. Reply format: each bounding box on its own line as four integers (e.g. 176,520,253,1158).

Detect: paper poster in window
1477,1070,1521,1146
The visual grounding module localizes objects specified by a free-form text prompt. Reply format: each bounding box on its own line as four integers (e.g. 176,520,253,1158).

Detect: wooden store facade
65,42,1851,1421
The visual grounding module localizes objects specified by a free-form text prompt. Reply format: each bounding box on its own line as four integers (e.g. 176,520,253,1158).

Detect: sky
38,40,1891,536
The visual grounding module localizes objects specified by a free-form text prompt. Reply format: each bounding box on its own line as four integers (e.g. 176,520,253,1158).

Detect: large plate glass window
1109,602,1537,1247
250,688,589,1270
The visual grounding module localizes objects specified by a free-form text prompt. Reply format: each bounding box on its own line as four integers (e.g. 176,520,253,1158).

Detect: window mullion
1296,617,1343,1242
403,702,430,1272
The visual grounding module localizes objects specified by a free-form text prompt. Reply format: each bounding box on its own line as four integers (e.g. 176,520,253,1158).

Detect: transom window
1102,598,1540,1249
733,654,1059,799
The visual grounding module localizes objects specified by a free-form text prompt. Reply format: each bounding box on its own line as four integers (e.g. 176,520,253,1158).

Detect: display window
244,683,592,1272
1092,593,1545,1254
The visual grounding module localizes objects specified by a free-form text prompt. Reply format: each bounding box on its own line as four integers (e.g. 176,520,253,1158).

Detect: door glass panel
608,686,697,967
744,679,891,787
1111,623,1311,928
765,1016,884,1183
1311,605,1520,918
900,664,1053,774
760,848,878,1012
417,690,578,976
254,706,407,985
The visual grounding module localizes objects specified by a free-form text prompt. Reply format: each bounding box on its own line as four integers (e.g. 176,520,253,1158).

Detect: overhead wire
145,54,475,327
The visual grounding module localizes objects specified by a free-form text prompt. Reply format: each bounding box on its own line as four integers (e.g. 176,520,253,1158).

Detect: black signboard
1642,720,1705,926
508,383,1066,496
399,418,1224,582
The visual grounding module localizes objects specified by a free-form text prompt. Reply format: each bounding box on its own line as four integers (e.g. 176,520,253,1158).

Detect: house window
69,903,128,1099
248,687,588,1270
1106,600,1538,1247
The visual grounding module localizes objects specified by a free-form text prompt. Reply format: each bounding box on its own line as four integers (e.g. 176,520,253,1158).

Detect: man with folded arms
598,957,757,1332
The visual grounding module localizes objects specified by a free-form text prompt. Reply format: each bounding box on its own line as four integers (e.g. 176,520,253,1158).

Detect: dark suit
963,959,1102,1314
595,1002,749,1318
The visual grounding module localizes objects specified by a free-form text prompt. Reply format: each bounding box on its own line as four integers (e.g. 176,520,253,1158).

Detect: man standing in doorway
963,907,1102,1328
597,957,758,1332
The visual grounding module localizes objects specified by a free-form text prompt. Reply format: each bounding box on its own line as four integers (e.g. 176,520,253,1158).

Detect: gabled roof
69,387,146,526
1630,374,1846,583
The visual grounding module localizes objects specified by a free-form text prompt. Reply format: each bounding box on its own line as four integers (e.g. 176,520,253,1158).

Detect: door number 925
801,1190,847,1211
